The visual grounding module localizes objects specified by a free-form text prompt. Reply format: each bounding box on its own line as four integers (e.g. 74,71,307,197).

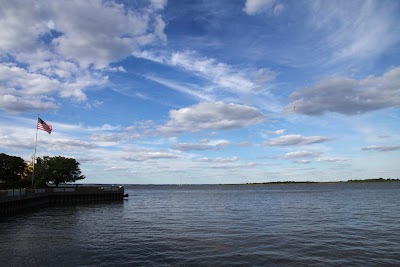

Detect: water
1,182,399,266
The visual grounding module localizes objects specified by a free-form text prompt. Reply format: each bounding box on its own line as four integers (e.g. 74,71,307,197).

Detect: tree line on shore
0,153,85,189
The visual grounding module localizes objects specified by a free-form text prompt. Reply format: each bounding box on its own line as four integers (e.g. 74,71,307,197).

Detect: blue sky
1,0,399,184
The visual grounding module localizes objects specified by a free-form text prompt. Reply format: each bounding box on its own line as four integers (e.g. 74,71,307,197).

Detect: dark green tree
35,156,85,187
0,153,27,189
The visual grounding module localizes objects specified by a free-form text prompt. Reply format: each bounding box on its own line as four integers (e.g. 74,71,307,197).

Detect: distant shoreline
117,178,400,186
223,178,400,186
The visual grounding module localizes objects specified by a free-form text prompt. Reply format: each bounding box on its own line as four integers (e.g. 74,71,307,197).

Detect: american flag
37,118,52,134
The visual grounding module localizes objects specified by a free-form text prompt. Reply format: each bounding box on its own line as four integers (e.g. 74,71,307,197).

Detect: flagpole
32,114,39,188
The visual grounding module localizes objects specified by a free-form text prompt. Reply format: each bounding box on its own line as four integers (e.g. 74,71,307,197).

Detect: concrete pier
0,186,126,216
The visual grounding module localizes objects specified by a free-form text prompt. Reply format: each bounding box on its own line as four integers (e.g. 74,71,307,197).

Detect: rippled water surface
1,183,400,266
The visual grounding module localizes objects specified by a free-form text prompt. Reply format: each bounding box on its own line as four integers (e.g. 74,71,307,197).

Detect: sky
1,0,400,184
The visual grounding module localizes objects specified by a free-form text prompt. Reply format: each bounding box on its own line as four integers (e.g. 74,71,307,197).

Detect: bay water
1,182,399,266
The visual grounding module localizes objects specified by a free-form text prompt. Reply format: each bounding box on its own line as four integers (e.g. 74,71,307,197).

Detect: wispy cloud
243,0,284,16
316,157,348,163
362,145,400,152
308,0,400,62
194,156,239,163
134,50,276,94
282,151,321,159
145,75,214,101
172,139,230,151
123,150,179,162
133,49,283,113
264,134,330,146
293,159,311,164
210,162,257,169
266,129,286,135
170,51,275,93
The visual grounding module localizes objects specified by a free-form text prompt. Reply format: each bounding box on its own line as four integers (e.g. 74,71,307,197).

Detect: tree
35,156,85,187
0,153,27,189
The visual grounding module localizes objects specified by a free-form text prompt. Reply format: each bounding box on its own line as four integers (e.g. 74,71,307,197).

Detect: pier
0,186,126,216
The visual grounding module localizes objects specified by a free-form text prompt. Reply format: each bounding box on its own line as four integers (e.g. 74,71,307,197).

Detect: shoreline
117,178,400,186
223,178,400,186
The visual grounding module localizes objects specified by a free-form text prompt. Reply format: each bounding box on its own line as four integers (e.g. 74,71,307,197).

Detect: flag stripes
38,118,52,134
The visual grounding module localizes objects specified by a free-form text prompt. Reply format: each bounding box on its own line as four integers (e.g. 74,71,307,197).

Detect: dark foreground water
1,183,400,266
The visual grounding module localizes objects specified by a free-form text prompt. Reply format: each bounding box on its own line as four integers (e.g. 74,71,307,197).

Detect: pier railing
1,186,126,215
0,186,124,203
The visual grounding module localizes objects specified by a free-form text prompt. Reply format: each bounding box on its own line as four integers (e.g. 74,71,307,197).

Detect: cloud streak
134,50,276,94
309,0,400,62
194,156,240,163
123,150,179,162
172,139,229,151
264,135,330,146
243,0,284,16
145,75,214,101
282,151,322,159
362,145,400,152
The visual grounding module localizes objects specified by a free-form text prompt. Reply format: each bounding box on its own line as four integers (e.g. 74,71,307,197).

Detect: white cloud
273,4,284,15
210,162,257,169
104,166,129,171
150,0,168,10
123,150,179,162
0,62,106,112
0,63,60,95
254,68,277,85
0,0,166,113
131,50,166,64
294,159,311,164
90,134,124,143
0,118,125,153
50,1,165,68
243,0,281,16
87,124,121,132
282,151,321,159
286,67,400,115
103,66,127,73
0,94,58,113
316,157,348,162
0,134,34,150
266,129,286,135
264,134,330,146
362,145,400,152
0,125,97,152
194,156,240,163
40,138,97,151
1,0,166,68
158,102,265,135
172,139,230,151
281,151,347,164
237,141,253,147
153,15,167,43
0,1,48,52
